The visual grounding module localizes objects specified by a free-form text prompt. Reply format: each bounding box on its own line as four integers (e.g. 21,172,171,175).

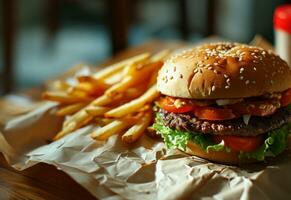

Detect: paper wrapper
1,98,291,200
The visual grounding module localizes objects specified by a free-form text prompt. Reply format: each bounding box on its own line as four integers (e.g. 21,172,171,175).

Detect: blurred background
0,0,289,95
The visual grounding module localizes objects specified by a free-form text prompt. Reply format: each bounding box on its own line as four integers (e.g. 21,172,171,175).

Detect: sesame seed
194,68,198,73
240,76,244,80
245,80,250,85
252,80,256,84
206,64,211,67
253,67,257,71
224,74,228,78
240,68,245,73
214,70,218,74
208,66,213,70
225,85,230,89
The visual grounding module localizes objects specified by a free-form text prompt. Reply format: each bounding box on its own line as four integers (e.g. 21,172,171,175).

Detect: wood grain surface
0,41,185,200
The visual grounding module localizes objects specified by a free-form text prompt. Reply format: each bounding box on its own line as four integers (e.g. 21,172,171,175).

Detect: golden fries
42,91,92,103
47,80,70,91
105,84,160,118
122,112,152,143
53,109,93,140
93,53,150,80
43,50,171,142
85,106,110,116
57,103,87,116
91,119,133,140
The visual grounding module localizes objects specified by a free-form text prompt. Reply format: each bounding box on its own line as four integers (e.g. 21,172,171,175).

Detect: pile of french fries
42,50,170,143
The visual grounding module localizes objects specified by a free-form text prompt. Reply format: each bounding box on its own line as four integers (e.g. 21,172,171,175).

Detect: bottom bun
186,141,258,165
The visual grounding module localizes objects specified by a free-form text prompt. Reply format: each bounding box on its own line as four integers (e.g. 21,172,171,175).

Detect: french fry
45,49,171,142
122,112,152,143
147,68,159,87
53,109,93,140
60,92,122,135
67,88,89,98
77,76,110,90
48,80,70,91
105,84,160,118
104,72,123,85
105,61,162,97
150,49,170,62
146,50,170,86
60,96,113,134
42,91,92,103
91,93,123,106
124,85,148,99
56,103,87,116
105,76,132,96
94,117,114,126
93,53,150,80
91,119,133,140
74,82,94,92
69,83,103,97
85,106,110,116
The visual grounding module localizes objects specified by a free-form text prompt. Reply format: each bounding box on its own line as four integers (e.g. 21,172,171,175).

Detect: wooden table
0,41,185,200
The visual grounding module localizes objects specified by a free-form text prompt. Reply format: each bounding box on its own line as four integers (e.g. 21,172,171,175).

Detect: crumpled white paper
0,101,291,200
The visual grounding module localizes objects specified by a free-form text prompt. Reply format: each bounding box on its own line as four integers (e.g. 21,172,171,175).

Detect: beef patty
159,107,291,136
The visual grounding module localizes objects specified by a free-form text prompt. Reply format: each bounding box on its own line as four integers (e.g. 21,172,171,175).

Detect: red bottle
274,4,291,65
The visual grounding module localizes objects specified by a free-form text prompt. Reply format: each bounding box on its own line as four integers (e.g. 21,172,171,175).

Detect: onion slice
243,114,251,125
215,99,242,106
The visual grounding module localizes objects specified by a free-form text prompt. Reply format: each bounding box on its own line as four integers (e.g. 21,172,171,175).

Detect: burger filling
153,89,291,161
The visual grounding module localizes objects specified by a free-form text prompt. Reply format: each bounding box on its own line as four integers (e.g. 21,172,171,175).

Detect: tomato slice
158,97,195,113
281,88,291,107
229,100,278,116
193,107,237,121
212,135,264,152
159,97,237,120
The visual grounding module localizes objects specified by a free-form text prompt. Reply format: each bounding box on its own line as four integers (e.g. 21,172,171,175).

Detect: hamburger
153,43,291,164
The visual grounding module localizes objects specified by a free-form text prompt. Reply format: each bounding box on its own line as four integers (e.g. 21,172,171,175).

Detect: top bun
157,43,291,99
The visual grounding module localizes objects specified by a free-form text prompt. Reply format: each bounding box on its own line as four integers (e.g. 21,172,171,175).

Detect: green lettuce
240,123,291,161
153,113,230,153
153,113,291,161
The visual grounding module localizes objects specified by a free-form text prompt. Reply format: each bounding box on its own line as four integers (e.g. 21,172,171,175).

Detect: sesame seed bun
157,43,291,99
186,141,256,164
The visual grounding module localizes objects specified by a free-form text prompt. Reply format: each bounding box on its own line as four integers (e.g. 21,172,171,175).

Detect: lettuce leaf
153,113,229,152
240,123,291,161
153,113,290,161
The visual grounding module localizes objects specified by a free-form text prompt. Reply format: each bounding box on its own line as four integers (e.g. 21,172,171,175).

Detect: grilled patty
159,107,291,136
